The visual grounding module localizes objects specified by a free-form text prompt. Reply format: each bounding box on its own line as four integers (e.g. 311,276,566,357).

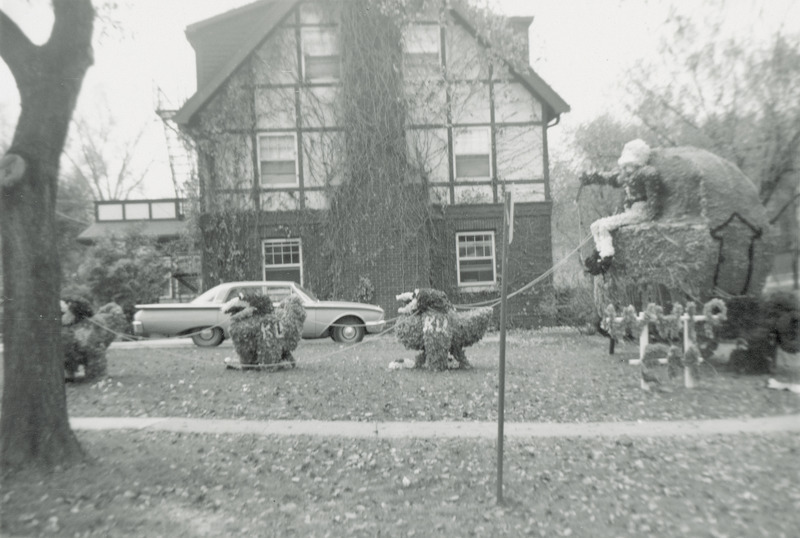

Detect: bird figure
61,297,128,381
223,292,306,369
394,289,492,371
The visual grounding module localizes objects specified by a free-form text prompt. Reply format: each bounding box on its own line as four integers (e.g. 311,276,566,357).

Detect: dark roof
174,0,297,125
77,220,189,245
174,0,569,126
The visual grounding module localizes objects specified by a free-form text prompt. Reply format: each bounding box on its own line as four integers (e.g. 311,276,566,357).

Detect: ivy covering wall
185,0,556,322
323,0,434,299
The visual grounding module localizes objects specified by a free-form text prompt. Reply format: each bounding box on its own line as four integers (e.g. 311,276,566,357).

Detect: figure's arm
579,169,622,188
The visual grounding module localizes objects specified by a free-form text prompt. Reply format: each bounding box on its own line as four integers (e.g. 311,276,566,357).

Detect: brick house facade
174,0,569,326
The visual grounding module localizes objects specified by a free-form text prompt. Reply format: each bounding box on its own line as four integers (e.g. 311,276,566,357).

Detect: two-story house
173,0,570,325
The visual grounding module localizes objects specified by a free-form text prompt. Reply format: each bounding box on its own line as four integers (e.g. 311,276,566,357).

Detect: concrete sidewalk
70,414,800,439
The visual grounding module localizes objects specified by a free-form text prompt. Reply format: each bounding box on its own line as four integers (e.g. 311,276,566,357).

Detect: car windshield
191,285,223,304
295,284,318,301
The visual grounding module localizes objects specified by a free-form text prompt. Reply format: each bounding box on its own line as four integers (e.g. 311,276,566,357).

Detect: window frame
455,231,497,288
257,133,299,188
453,126,492,181
301,26,341,83
403,23,441,75
262,238,303,285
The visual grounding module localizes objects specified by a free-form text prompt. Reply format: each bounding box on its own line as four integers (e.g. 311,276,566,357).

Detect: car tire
331,317,366,344
191,327,224,347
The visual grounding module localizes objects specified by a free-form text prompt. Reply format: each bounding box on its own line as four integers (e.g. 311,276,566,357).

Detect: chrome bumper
365,319,386,334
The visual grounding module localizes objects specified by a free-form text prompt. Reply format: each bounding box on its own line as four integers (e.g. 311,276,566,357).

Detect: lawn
3,432,799,537
2,329,800,537
63,331,800,422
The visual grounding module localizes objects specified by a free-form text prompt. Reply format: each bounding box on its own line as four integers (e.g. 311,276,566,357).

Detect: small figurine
579,139,662,274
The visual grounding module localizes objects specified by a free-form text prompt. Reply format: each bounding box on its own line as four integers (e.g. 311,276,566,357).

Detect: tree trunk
0,0,95,470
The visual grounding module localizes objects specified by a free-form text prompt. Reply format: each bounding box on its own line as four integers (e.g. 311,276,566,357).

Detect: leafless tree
0,0,94,470
625,2,800,288
65,108,153,200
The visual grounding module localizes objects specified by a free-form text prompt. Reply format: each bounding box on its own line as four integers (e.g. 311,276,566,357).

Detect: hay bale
594,146,776,309
649,147,766,225
595,221,717,309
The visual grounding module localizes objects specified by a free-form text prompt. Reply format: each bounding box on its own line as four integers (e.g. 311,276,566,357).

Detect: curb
69,414,800,440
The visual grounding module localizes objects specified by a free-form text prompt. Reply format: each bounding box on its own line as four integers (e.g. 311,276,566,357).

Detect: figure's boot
584,249,613,275
599,254,613,273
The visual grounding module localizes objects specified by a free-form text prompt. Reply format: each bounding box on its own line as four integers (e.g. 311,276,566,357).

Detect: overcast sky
1,0,798,198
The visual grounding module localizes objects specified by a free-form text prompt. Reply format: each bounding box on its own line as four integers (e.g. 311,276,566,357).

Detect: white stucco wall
201,3,549,209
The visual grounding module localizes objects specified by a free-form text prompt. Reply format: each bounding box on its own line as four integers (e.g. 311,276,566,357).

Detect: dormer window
302,27,340,82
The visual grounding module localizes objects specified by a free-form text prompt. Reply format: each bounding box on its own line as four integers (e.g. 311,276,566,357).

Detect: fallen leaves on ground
58,331,800,423
2,431,799,537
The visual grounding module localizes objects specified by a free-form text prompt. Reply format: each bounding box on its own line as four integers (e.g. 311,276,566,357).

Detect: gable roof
448,4,569,118
174,0,297,126
174,0,569,126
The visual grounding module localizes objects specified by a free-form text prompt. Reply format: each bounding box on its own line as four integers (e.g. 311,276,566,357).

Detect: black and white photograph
1,0,799,536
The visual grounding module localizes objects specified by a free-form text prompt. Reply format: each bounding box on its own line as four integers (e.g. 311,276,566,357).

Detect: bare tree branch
770,193,800,225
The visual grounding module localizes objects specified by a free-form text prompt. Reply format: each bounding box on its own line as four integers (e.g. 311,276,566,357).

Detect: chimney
508,16,533,59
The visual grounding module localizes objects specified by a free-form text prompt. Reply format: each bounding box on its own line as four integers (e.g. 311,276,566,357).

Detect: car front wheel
191,327,224,347
331,317,366,344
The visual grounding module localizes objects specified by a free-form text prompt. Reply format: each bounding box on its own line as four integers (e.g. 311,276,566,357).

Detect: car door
265,285,292,306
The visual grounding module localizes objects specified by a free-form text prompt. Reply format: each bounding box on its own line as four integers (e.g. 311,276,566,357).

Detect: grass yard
63,331,800,423
3,431,799,537
2,329,800,537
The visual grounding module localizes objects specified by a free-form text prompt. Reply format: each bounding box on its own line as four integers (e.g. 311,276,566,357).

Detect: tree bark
0,0,95,470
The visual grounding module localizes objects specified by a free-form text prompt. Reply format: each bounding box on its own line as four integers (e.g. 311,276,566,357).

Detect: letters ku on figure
579,139,661,275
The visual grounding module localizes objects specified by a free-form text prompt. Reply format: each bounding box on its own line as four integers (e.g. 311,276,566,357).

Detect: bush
553,284,596,328
74,231,170,321
766,292,800,354
725,292,800,373
352,276,375,304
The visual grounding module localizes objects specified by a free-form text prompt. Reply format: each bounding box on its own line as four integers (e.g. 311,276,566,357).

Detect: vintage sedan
132,281,385,347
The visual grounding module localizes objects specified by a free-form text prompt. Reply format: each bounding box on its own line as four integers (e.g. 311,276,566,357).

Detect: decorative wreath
702,298,728,339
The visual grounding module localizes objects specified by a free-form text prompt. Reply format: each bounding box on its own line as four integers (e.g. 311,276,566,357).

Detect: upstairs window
454,127,491,180
403,24,440,75
259,134,298,187
97,203,123,221
456,231,496,286
263,238,303,284
302,27,340,82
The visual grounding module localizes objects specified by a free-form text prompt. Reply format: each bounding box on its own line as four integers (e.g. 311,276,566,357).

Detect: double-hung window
403,24,440,75
456,231,496,286
259,134,298,187
263,238,303,284
302,27,340,82
454,127,491,180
